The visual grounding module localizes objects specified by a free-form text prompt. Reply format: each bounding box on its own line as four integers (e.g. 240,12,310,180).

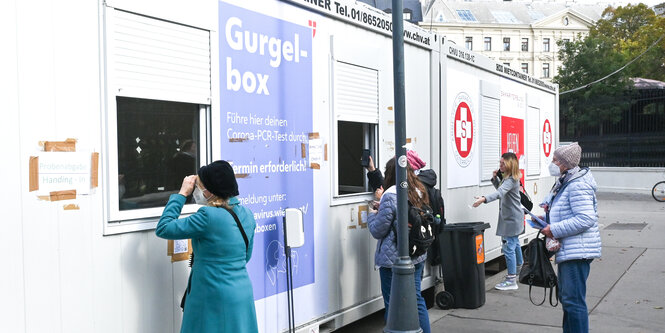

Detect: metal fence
560,88,665,167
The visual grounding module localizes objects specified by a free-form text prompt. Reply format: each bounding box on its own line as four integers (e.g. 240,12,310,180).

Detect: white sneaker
495,277,518,290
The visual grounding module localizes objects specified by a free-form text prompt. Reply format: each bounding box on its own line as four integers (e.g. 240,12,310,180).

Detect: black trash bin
436,222,490,309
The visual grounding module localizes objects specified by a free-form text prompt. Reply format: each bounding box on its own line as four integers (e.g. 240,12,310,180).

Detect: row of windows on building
464,36,570,53
500,62,551,78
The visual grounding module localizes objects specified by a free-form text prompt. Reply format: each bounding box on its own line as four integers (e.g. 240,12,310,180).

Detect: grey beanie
553,142,582,169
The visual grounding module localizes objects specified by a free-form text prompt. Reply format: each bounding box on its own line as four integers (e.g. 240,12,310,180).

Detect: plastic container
437,222,491,309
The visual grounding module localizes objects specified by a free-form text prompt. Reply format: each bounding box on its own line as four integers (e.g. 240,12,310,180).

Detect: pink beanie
407,150,426,170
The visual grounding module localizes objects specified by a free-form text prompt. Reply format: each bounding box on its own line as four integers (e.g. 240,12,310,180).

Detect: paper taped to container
358,205,368,228
168,239,193,262
308,138,323,169
29,152,98,194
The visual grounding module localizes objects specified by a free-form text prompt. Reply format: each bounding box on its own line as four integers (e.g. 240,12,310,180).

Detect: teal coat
157,194,258,333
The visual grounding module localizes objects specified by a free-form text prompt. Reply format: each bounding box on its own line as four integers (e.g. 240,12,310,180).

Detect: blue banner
219,1,314,300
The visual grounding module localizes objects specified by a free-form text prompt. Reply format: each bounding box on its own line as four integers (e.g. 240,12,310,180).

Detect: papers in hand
524,208,548,229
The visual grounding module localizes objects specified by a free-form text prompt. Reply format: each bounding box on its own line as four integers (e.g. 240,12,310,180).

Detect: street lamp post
385,1,422,332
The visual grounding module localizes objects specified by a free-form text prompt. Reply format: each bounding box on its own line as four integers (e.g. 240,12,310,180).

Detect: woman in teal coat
156,160,258,333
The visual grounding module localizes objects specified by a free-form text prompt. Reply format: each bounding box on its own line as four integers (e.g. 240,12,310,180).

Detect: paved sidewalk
339,192,665,332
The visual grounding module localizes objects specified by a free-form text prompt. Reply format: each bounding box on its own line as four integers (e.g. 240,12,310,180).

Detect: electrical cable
560,33,665,95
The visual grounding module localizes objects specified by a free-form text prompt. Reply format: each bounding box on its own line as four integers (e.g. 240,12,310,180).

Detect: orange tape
310,163,320,170
29,156,39,191
91,152,99,188
308,132,320,139
63,204,80,210
301,143,307,158
49,190,76,201
324,144,328,161
44,138,77,152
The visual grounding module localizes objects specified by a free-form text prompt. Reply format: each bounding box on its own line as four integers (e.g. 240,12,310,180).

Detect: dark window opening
117,97,200,210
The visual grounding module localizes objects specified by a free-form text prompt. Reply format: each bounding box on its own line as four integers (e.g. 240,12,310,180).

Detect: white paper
308,139,323,166
37,152,92,194
173,240,188,254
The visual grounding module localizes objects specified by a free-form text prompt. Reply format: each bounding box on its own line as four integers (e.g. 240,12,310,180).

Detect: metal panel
334,61,379,124
527,106,541,175
480,81,500,181
109,9,211,104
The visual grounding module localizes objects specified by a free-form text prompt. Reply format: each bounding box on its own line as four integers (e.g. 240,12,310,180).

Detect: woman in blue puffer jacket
541,143,601,333
367,157,430,333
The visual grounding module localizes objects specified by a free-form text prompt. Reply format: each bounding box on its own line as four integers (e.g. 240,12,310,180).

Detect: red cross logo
454,102,473,158
543,119,552,157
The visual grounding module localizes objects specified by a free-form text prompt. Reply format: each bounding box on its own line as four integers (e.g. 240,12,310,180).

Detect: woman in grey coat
472,152,524,290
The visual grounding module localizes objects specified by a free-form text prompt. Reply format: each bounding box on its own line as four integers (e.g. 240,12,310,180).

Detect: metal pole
385,1,422,332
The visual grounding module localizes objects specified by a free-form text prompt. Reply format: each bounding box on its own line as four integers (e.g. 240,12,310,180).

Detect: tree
554,4,665,137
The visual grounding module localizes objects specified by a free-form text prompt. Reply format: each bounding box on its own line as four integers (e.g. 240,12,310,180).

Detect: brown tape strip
235,173,249,178
44,138,77,152
387,106,394,111
406,138,412,143
91,152,99,188
358,205,368,228
310,163,320,170
308,132,320,139
229,138,248,143
324,144,328,161
347,225,357,229
49,190,76,201
301,143,307,158
29,156,39,191
387,120,394,125
167,240,174,255
63,204,80,210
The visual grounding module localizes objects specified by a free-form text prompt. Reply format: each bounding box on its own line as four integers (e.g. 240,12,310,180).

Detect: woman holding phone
472,152,524,290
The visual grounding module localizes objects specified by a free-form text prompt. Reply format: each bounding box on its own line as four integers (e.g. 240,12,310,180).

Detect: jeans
558,259,593,333
379,261,430,333
502,236,524,275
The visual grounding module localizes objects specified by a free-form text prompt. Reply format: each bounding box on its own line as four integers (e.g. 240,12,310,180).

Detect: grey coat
484,176,524,237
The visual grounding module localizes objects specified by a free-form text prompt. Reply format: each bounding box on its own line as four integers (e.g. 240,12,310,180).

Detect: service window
333,61,379,197
103,8,212,234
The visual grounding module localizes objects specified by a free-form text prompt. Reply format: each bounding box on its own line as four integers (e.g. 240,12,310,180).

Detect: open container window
102,8,212,234
333,61,379,199
337,121,377,195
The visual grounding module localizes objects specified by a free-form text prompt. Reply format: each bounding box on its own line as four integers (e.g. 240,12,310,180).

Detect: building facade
420,1,608,81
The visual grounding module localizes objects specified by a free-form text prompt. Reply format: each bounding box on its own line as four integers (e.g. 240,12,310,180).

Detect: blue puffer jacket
548,169,602,264
368,186,427,268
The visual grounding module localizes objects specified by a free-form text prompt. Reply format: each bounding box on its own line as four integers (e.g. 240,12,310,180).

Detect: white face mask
193,186,210,205
548,162,561,177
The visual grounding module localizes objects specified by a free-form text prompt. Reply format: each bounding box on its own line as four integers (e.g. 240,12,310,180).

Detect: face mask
548,162,561,177
193,186,210,205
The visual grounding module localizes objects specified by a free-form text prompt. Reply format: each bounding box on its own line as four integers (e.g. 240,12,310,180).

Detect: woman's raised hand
179,175,197,197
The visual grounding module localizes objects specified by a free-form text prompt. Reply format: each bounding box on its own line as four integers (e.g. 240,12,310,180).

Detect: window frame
503,37,510,51
465,37,473,50
521,63,529,74
331,60,380,204
521,38,529,52
542,63,550,78
101,8,213,235
484,37,492,51
543,38,550,52
104,96,212,234
333,121,378,197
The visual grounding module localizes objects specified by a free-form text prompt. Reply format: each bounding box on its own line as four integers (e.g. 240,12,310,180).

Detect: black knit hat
197,160,239,199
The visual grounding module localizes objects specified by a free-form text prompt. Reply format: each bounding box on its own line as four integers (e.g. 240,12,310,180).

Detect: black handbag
520,182,534,212
518,231,558,306
180,207,249,310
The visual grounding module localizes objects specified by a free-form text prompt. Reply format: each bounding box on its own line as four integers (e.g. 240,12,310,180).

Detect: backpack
406,203,436,258
424,186,445,266
518,231,558,307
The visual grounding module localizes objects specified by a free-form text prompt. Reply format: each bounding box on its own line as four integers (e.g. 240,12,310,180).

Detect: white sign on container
38,152,92,195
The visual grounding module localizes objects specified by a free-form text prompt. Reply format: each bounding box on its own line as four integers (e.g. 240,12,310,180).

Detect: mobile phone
361,149,371,167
